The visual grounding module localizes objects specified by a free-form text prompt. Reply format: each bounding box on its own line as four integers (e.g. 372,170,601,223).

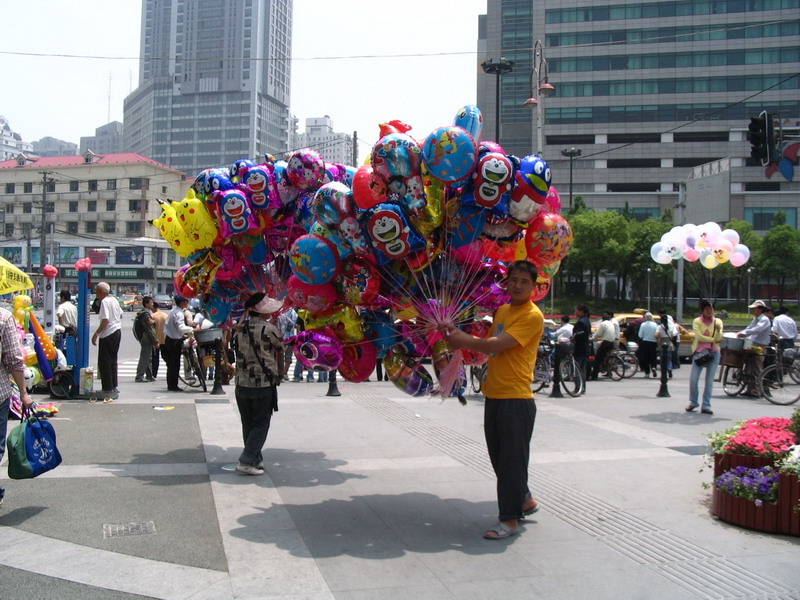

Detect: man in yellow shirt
441,260,544,539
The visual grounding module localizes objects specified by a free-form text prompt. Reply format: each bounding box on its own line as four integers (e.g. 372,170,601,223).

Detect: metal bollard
326,369,341,397
210,337,225,395
656,343,671,397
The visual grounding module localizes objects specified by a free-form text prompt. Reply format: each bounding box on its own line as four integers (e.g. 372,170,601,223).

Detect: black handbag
692,349,714,366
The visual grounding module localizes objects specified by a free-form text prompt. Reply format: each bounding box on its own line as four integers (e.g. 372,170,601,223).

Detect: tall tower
124,0,293,176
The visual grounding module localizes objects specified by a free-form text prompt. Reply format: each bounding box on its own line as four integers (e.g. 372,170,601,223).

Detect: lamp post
561,147,582,210
747,267,754,309
481,57,514,144
523,40,555,157
647,268,652,311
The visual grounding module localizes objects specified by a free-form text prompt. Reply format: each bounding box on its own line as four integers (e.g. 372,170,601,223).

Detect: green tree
626,218,672,304
759,224,800,303
724,219,763,302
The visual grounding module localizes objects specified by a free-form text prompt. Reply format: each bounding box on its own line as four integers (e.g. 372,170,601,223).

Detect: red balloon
42,265,59,278
338,341,378,383
352,165,384,210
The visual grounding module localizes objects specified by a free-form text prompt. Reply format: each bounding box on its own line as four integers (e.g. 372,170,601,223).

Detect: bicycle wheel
190,348,207,392
470,365,485,394
607,355,624,381
179,351,202,388
49,370,74,399
761,364,800,405
620,353,639,378
559,358,583,397
722,366,745,397
531,356,548,393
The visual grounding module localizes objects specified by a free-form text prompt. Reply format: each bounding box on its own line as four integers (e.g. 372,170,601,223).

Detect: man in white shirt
554,315,573,341
91,282,123,400
591,312,617,379
56,290,78,334
772,306,797,351
164,295,198,392
738,299,773,395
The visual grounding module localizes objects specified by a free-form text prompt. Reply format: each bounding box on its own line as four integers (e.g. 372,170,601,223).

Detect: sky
2,0,488,164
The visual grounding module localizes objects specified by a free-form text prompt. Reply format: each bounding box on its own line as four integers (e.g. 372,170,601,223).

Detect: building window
129,178,149,190
87,200,97,212
161,185,167,194
46,181,55,193
4,223,13,237
744,182,781,192
106,179,116,190
126,221,142,236
607,183,662,192
129,199,141,212
4,183,14,194
23,182,33,193
103,221,116,233
106,199,116,211
152,247,163,265
85,222,97,233
23,203,32,214
67,222,78,234
744,208,797,230
88,180,98,192
69,180,79,192
5,204,12,214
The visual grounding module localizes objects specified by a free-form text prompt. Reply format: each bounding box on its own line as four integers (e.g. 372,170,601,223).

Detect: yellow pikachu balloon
173,190,219,253
154,201,194,257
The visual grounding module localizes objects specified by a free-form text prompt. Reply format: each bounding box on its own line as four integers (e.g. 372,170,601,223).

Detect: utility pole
38,170,54,274
352,131,358,166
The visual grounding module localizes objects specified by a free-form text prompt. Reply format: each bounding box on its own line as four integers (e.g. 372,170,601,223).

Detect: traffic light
747,111,777,166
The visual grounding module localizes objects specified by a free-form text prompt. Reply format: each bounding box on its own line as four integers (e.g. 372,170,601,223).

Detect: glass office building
124,0,292,176
478,0,800,229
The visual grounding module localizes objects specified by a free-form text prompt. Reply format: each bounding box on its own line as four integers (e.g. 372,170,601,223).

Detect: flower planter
712,470,800,537
713,453,775,478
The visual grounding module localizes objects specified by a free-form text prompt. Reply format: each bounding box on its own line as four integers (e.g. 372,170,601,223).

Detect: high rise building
32,137,79,158
0,116,34,161
80,122,124,155
478,1,800,230
123,0,293,176
299,116,355,166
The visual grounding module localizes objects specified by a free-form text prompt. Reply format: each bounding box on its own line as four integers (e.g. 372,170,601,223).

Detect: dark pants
592,340,615,378
638,340,658,375
484,397,537,522
235,385,277,466
574,355,589,392
98,330,121,392
137,342,155,379
152,346,161,377
164,337,184,390
778,338,795,352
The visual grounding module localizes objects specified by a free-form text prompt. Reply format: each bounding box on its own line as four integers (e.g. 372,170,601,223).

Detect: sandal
483,523,519,540
685,405,697,412
522,500,540,516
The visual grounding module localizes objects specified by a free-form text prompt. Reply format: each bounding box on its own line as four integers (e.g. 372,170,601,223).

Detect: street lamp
561,147,582,210
481,57,514,144
747,267,754,309
523,40,555,157
647,268,652,311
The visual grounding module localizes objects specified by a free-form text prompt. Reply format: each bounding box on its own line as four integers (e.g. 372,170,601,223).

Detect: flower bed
707,410,800,536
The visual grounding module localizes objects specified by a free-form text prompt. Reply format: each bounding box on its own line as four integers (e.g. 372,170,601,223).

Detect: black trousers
235,385,277,466
484,397,537,522
592,340,615,378
164,337,184,390
98,330,121,392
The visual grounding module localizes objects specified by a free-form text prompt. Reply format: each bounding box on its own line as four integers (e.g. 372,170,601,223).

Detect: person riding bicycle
737,299,772,396
590,312,616,380
772,305,798,352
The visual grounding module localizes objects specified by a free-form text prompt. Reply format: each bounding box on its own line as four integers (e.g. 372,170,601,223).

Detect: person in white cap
737,299,772,396
233,292,284,476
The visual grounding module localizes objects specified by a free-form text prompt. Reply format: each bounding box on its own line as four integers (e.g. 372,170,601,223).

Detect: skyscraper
478,1,800,229
124,0,293,176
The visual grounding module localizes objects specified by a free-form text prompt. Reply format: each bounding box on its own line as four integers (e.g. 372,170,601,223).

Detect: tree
759,224,800,303
626,218,672,303
724,219,763,301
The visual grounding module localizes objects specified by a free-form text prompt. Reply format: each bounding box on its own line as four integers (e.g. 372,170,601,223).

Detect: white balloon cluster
650,222,750,269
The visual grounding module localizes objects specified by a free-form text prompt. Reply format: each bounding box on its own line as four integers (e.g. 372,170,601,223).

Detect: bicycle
720,347,762,397
531,342,553,393
760,345,800,405
588,346,625,381
554,340,583,397
179,336,207,392
616,344,640,378
469,363,487,394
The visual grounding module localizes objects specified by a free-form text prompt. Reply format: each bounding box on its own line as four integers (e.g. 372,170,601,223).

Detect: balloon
462,152,514,216
202,168,234,199
729,252,748,267
409,164,445,237
450,205,487,248
173,190,219,251
200,293,234,325
701,252,719,269
655,251,672,265
362,310,399,358
312,182,352,227
272,160,301,206
525,212,574,265
461,320,490,366
537,259,561,279
365,203,425,263
421,126,478,182
290,328,343,372
174,264,198,298
337,257,380,306
544,186,562,213
683,247,700,262
713,239,734,264
352,165,385,210
733,244,751,262
303,305,364,343
720,228,740,246
229,158,256,182
289,234,340,285
383,348,435,397
453,104,483,140
650,242,665,262
183,251,222,293
338,341,378,383
153,200,194,257
286,276,337,313
308,221,352,261
243,165,280,213
509,155,551,222
371,133,423,183
285,148,325,191
531,276,551,302
215,189,258,237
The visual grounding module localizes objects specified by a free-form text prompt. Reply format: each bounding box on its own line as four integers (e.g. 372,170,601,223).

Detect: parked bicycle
555,340,583,397
761,345,800,405
180,336,207,392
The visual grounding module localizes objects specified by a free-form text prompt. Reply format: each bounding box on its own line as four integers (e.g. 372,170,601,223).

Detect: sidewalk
1,367,799,599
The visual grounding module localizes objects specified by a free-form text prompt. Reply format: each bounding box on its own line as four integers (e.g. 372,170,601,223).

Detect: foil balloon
371,133,422,183
290,328,343,372
431,338,467,398
525,212,574,265
450,205,487,248
289,234,341,285
544,186,562,213
173,190,219,252
410,164,445,237
421,126,478,183
338,341,378,383
383,347,435,397
351,165,385,210
531,276,551,302
308,221,352,261
183,251,222,294
470,262,510,310
337,257,380,306
510,155,550,222
303,305,364,344
363,310,399,358
312,182,353,227
285,148,325,191
153,200,194,257
243,165,279,212
215,189,258,237
203,168,234,199
273,160,301,206
286,276,337,313
482,214,521,242
173,264,198,298
461,320,491,366
229,158,256,182
464,152,514,213
453,104,483,141
365,203,425,264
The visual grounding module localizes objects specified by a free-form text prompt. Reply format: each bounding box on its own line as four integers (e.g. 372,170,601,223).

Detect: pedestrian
277,306,297,381
164,295,197,392
608,312,621,350
554,315,573,341
440,260,543,540
686,300,723,415
134,296,158,382
657,309,675,378
637,312,659,377
572,304,591,394
772,305,797,352
660,308,680,371
737,299,772,396
150,301,168,378
233,292,284,476
91,282,123,402
0,305,34,507
56,290,78,335
591,312,616,379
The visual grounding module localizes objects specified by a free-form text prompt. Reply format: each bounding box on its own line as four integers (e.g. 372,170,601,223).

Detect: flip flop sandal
483,523,519,540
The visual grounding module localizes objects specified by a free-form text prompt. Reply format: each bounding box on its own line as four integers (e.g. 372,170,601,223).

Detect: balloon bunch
650,222,750,269
12,295,56,385
158,105,574,399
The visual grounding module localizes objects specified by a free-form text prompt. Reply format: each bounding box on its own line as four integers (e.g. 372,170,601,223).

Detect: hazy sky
2,0,488,163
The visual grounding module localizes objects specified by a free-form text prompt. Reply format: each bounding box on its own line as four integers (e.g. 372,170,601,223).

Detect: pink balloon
729,252,747,267
338,341,378,383
286,276,337,313
544,186,562,213
683,247,700,262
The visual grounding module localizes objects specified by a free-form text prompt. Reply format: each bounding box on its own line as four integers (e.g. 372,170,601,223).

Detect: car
153,294,173,310
121,293,142,312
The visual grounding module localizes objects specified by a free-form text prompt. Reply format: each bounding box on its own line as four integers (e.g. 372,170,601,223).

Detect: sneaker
256,461,264,470
135,377,146,382
146,376,156,382
236,462,265,476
